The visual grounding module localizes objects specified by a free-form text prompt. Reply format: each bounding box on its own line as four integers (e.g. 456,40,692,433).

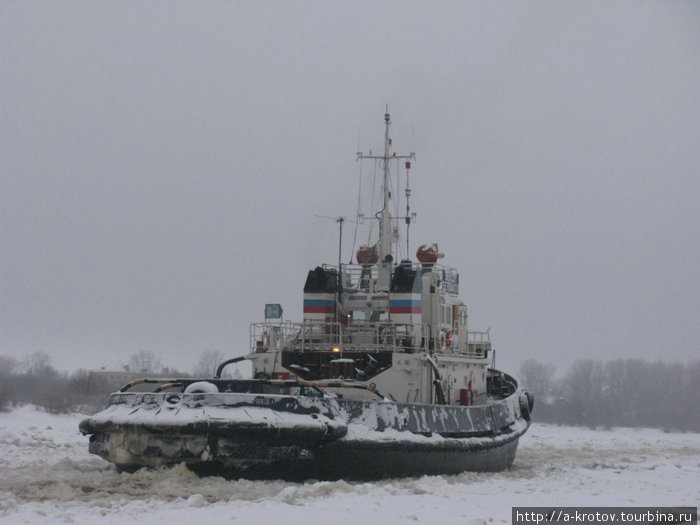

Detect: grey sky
2,2,698,374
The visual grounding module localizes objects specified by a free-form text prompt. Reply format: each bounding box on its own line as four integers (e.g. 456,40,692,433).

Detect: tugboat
80,111,533,480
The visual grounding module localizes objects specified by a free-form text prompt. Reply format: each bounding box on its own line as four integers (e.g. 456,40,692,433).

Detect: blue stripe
389,299,422,307
304,299,335,307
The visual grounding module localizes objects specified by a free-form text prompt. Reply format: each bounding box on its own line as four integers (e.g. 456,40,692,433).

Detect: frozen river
1,406,698,524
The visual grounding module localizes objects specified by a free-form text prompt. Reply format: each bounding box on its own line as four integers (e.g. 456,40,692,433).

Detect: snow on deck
83,400,337,431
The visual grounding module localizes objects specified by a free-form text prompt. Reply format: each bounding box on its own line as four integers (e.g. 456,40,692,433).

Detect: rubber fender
526,391,534,412
519,393,531,421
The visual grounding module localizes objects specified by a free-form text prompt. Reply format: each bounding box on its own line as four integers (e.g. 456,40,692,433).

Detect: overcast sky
2,1,698,375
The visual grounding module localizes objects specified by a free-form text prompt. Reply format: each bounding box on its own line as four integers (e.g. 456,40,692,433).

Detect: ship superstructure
247,111,492,407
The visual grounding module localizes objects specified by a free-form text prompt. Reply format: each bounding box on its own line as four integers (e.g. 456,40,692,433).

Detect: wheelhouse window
350,310,388,323
440,304,452,325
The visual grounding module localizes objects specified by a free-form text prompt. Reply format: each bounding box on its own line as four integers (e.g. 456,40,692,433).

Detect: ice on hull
84,423,527,481
80,378,531,480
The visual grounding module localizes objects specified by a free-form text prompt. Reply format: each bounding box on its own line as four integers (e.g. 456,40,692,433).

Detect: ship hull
186,433,525,481
80,380,531,480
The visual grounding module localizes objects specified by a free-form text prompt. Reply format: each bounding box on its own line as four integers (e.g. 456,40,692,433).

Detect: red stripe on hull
390,307,422,314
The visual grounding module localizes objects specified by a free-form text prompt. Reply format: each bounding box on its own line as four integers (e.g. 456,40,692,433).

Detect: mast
357,109,415,290
379,110,392,266
405,159,413,257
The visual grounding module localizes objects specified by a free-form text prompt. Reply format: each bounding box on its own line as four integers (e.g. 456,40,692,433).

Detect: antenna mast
405,159,413,257
357,108,415,290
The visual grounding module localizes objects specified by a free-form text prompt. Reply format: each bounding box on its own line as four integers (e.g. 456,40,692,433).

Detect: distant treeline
519,358,700,431
1,352,698,432
0,350,239,414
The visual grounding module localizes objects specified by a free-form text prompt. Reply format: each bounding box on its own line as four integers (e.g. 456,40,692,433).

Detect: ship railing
465,330,491,359
250,321,303,353
250,320,430,354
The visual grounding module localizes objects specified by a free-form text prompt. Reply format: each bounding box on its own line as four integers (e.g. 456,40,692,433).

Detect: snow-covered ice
0,405,698,524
